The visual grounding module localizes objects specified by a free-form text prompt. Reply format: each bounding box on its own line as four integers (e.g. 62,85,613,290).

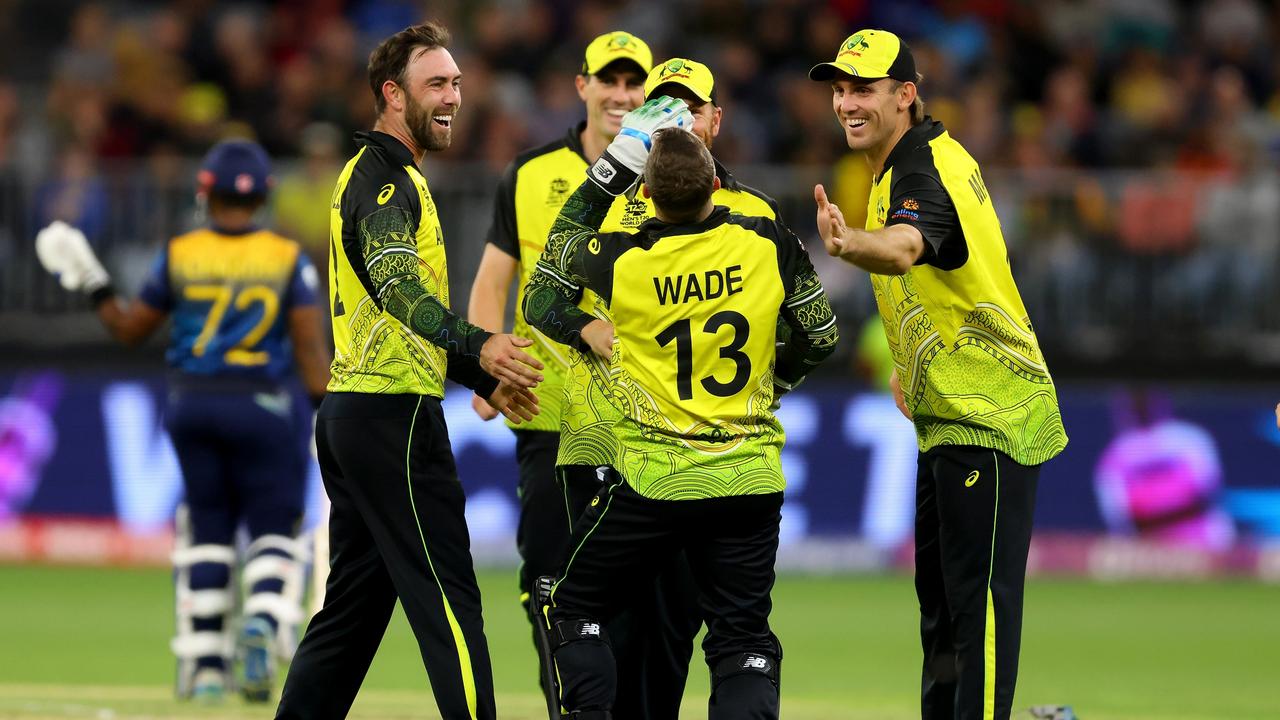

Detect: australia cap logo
661,59,692,80
609,33,636,53
839,33,871,58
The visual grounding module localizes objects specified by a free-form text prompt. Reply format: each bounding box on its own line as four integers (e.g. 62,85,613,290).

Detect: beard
406,92,450,152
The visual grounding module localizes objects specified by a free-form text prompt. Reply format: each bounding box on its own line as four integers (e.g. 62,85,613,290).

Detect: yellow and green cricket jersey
328,131,497,398
523,179,838,500
491,124,779,469
866,118,1067,465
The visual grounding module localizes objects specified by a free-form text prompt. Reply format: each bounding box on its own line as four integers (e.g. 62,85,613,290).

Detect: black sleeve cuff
446,352,500,397
89,284,117,309
471,371,500,400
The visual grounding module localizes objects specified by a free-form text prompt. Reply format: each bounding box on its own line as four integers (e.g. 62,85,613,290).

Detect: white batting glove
588,96,695,195
35,221,110,293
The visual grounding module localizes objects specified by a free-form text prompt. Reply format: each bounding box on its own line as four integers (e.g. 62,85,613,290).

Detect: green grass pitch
0,565,1277,719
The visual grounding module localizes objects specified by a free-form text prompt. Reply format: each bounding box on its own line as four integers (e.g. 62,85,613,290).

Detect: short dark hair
644,129,715,223
368,22,451,115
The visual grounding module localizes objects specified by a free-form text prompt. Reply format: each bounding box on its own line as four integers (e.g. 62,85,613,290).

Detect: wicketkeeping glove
587,95,695,195
35,221,111,294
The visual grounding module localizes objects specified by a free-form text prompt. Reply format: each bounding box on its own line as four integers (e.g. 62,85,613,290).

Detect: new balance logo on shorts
742,655,769,670
581,622,601,637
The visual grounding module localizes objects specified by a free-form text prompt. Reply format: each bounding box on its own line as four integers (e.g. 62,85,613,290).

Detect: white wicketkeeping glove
587,95,695,195
35,221,110,293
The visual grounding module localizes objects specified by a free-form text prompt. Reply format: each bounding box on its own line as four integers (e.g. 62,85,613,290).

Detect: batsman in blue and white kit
35,140,333,703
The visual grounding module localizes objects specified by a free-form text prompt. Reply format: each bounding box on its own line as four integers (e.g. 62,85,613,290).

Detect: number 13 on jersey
655,310,752,401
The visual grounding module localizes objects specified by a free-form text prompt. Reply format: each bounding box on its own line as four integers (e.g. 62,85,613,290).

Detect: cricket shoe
238,617,276,703
190,668,226,704
1021,706,1078,720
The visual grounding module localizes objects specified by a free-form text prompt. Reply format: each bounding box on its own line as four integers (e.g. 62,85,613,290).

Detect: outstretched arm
35,221,168,345
775,230,840,390
814,183,924,275
523,96,695,357
521,178,616,355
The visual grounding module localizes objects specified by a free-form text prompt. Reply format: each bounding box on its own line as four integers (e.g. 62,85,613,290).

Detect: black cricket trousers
915,444,1040,720
549,475,783,720
276,393,495,720
515,432,701,720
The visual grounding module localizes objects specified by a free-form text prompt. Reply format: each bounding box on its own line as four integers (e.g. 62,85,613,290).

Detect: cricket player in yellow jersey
469,34,779,717
809,29,1069,720
275,23,541,720
468,30,654,642
524,99,838,720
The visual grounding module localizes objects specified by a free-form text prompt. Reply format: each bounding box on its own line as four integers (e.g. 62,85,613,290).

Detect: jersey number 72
184,284,280,366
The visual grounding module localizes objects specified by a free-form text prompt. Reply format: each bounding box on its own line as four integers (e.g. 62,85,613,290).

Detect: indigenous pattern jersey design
489,124,779,466
865,118,1067,465
139,227,318,381
328,131,495,398
523,179,837,500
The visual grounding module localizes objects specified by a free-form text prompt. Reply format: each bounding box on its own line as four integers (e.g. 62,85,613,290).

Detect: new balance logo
742,655,768,669
581,623,601,637
591,159,615,182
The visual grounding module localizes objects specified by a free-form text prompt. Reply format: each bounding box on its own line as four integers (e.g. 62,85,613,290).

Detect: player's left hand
609,95,695,171
35,221,110,292
589,96,695,194
487,382,540,424
814,184,849,258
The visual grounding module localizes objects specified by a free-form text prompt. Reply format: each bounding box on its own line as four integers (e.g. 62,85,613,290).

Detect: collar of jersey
209,223,260,237
876,116,944,183
712,158,742,191
566,122,589,162
639,205,731,242
355,130,417,168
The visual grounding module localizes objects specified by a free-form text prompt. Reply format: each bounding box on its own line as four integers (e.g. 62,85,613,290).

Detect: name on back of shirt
653,265,744,305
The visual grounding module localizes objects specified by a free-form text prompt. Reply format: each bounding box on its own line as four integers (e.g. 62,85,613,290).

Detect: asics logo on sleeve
377,183,395,205
965,470,980,487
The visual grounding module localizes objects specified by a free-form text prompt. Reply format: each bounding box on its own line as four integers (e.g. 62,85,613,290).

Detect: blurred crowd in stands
3,0,1280,374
